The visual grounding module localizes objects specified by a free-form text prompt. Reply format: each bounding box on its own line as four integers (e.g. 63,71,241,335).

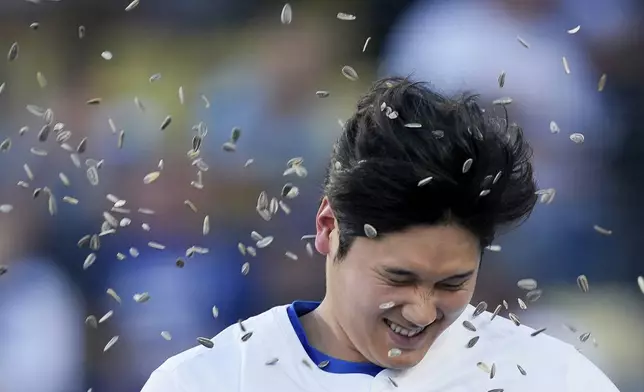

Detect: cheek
439,290,474,322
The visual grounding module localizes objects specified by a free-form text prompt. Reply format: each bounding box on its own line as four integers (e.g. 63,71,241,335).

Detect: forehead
351,224,480,273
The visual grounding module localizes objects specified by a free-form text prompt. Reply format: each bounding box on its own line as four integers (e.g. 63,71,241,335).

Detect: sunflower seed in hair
241,262,250,275
491,304,502,320
577,275,589,293
569,133,584,143
472,301,487,317
265,358,279,365
567,25,581,34
388,348,402,357
509,313,521,326
364,224,378,238
7,42,19,61
197,337,214,348
341,65,359,81
517,278,538,290
466,336,479,348
531,327,547,337
99,310,113,324
593,225,612,235
462,159,473,174
241,332,253,342
280,3,292,24
638,276,644,294
379,301,395,310
337,12,356,20
133,292,150,303
598,73,607,92
256,236,274,248
579,332,591,342
362,36,371,52
462,320,476,332
83,253,97,270
85,315,98,328
490,363,496,379
86,98,102,105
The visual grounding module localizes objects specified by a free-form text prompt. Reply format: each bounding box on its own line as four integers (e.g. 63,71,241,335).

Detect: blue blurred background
0,0,643,391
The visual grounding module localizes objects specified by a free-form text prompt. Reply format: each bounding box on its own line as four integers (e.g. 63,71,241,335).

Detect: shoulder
141,305,288,392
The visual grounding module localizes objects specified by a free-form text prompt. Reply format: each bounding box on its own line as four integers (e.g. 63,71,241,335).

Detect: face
314,198,481,369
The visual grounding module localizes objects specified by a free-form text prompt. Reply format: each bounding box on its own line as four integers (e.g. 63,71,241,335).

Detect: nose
401,292,438,328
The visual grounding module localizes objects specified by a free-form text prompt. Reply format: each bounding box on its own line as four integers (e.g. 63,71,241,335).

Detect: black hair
323,76,537,260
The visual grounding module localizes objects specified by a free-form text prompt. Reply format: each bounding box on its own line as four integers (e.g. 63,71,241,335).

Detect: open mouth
384,319,427,338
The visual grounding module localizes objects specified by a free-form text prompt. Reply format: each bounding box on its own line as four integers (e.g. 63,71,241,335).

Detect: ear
315,196,336,255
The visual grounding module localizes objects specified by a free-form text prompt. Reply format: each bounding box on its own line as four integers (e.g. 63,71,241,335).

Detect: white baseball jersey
141,301,620,391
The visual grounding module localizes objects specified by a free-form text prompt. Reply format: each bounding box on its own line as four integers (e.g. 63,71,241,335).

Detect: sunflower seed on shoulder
265,357,279,365
241,332,253,342
197,337,214,348
472,301,487,317
466,336,480,348
508,313,521,326
530,327,547,337
462,320,477,332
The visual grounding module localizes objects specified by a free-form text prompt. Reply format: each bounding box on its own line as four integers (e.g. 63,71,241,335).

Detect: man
141,78,620,391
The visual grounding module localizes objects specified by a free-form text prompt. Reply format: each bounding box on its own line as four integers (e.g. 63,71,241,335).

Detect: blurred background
0,0,643,391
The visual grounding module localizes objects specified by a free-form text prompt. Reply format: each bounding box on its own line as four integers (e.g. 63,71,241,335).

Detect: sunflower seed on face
509,313,521,326
593,225,612,235
197,337,214,348
466,336,480,348
256,236,274,248
579,332,591,342
598,73,607,92
280,3,292,24
517,36,530,48
388,348,402,357
531,327,547,337
577,274,589,293
241,332,253,342
337,12,356,20
462,320,477,332
125,0,141,11
99,310,113,324
78,25,85,39
161,331,172,341
491,304,502,320
241,262,250,275
638,276,644,294
364,224,378,238
265,358,279,365
472,301,487,317
569,133,584,143
133,292,150,303
379,301,395,310
517,278,538,290
83,253,97,270
341,65,359,81
7,42,19,61
305,242,314,257
362,36,371,52
85,315,98,328
143,171,160,184
462,158,473,174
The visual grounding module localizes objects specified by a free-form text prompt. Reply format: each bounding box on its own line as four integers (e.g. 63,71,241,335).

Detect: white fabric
141,303,619,391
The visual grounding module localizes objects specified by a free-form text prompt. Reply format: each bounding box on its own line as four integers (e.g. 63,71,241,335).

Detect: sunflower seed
256,236,274,248
30,22,39,29
388,377,398,388
491,304,502,320
19,126,29,136
0,138,11,151
517,364,527,375
562,56,571,74
479,189,491,197
579,332,591,342
62,196,79,205
36,72,47,88
265,358,279,365
466,336,479,348
116,253,126,261
364,224,378,238
241,332,253,342
318,360,330,369
83,253,96,270
379,301,395,310
462,320,477,331
490,363,496,379
337,12,356,20
99,310,113,323
305,243,314,257
29,147,47,156
101,51,113,60
143,171,160,184
472,301,487,317
119,218,131,227
129,247,139,257
285,251,298,260
638,276,644,294
492,97,512,105
526,289,542,302
222,142,236,152
241,262,250,275
138,208,155,215
593,225,612,235
358,36,371,53
48,194,57,215
564,323,578,333
78,25,85,39
7,42,19,61
577,274,589,293
86,98,102,105
200,94,210,108
477,362,490,373
133,292,150,303
125,0,139,11
76,138,88,154
462,158,473,174
238,319,246,332
148,241,165,250
517,298,527,310
517,36,530,48
178,86,184,104
134,96,145,111
77,235,91,248
0,82,5,95
315,90,330,98
184,200,198,213
531,327,547,337
86,166,99,186
569,133,584,143
509,313,521,326
280,3,292,24
387,110,399,119
488,389,504,392
197,337,214,348
0,205,12,213
598,73,607,92
203,216,210,236
341,65,359,81
37,125,50,142
106,288,121,304
158,115,172,131
85,315,97,328
388,348,402,357
517,278,538,290
212,305,219,318
302,359,311,368
497,71,506,88
485,245,501,252
160,331,172,341
567,25,581,34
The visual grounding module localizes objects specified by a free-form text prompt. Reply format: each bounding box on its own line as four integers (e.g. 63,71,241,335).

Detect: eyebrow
383,267,475,281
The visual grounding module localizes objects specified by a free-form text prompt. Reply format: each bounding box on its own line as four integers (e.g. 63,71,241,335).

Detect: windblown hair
323,77,537,259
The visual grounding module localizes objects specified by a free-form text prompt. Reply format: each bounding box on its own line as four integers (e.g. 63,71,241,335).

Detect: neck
299,298,369,363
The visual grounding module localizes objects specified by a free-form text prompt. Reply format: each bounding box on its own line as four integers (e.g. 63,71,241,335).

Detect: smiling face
314,198,481,369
